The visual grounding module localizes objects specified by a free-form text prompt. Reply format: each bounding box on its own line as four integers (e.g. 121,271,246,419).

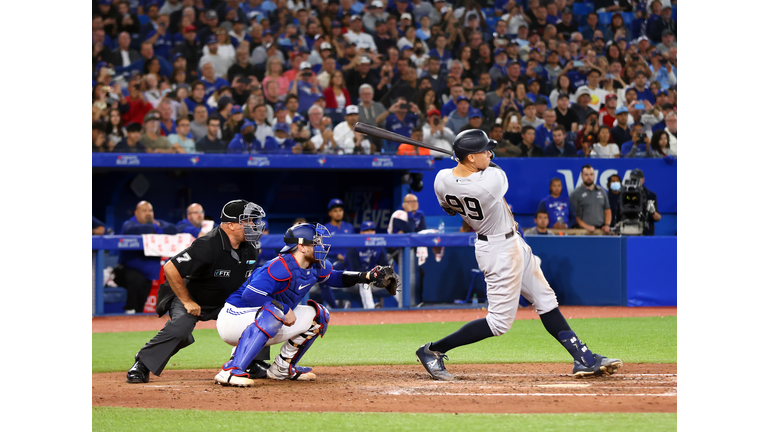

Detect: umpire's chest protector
267,254,332,308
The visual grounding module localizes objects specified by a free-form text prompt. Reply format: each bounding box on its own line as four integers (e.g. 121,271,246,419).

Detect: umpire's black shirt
156,226,258,317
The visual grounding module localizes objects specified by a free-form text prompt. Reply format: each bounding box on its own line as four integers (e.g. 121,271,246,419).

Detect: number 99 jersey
434,166,515,236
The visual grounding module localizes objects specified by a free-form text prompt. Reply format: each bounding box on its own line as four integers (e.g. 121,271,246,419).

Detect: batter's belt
476,229,516,242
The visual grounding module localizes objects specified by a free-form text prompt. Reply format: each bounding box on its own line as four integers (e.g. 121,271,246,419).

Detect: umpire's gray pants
137,297,268,376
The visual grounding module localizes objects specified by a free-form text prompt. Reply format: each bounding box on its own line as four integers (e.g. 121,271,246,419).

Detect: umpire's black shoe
416,343,454,381
126,354,150,383
246,359,270,380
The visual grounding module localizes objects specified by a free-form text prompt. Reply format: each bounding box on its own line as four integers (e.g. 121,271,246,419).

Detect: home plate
536,384,591,388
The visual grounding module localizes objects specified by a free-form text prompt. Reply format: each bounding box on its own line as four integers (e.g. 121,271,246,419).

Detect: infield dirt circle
92,306,676,414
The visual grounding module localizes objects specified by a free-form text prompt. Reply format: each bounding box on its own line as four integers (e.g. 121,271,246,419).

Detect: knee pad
307,299,330,338
256,302,286,338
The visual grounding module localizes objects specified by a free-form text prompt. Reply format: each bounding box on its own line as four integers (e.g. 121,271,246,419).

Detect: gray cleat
416,344,454,381
573,354,623,378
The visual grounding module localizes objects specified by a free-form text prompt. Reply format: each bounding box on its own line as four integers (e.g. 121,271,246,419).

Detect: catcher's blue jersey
225,253,343,313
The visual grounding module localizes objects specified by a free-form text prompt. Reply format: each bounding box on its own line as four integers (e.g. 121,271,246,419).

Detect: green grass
93,316,676,373
92,408,676,431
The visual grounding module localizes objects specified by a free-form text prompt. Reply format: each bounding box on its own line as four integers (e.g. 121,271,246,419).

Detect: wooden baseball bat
353,122,453,156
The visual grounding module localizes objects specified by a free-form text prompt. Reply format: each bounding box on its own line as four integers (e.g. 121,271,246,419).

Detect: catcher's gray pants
137,297,268,376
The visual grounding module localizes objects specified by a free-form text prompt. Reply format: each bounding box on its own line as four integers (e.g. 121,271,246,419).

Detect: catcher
214,222,399,386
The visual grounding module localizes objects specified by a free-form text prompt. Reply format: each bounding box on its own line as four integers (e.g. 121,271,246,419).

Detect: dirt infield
92,306,677,333
92,363,676,414
92,306,676,414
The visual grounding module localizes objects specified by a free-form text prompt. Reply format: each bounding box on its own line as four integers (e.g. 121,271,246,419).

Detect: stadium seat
621,12,636,26
325,108,345,127
138,14,149,26
463,269,486,304
486,16,500,32
572,2,594,17
482,8,495,18
598,12,612,26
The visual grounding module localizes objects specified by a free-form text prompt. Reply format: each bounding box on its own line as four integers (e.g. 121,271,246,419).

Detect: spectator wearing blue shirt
346,220,390,309
621,123,651,158
264,123,300,154
534,109,556,148
536,178,571,229
117,201,178,314
648,53,676,91
200,62,230,100
383,99,420,153
543,126,578,157
290,62,322,114
580,12,606,42
176,203,206,238
526,78,550,109
444,96,472,134
428,33,452,71
228,120,267,153
144,15,174,60
632,71,656,105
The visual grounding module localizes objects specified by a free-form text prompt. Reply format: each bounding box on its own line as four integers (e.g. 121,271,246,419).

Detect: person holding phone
422,109,455,156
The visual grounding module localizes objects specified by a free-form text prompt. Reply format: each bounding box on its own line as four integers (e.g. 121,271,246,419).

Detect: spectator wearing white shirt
333,105,371,154
576,68,608,112
344,15,377,53
422,109,455,156
501,2,527,35
590,126,621,158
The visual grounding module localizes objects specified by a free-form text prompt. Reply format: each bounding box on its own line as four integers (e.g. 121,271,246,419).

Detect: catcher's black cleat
572,354,623,378
416,343,454,381
126,354,150,383
246,359,271,379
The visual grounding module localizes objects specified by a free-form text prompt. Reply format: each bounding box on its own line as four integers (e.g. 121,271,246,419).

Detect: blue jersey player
318,198,355,308
214,223,395,386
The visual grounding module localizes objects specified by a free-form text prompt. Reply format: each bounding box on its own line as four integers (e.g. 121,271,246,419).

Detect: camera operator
290,115,315,154
618,169,661,236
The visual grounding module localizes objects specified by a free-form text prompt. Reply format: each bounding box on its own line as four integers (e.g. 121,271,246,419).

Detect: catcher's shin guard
222,303,285,374
275,300,329,377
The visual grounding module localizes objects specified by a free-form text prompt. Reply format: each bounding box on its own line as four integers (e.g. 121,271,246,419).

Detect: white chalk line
387,391,677,397
481,373,676,377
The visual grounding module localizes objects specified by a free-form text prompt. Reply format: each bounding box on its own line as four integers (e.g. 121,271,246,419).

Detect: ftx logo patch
214,269,231,277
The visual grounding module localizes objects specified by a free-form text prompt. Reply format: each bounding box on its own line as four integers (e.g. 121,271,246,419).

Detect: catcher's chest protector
267,255,332,308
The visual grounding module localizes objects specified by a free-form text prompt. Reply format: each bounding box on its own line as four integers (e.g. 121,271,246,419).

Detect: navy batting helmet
452,129,497,161
280,222,332,265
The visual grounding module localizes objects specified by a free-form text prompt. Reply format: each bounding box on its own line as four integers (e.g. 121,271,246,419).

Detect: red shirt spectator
322,71,352,109
120,84,153,126
598,94,619,127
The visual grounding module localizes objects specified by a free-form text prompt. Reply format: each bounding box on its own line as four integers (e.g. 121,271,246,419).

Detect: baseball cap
126,122,142,133
274,102,286,111
351,15,362,21
183,25,197,33
535,96,548,105
293,114,306,123
328,198,344,210
231,105,243,114
661,29,673,37
346,105,359,115
172,52,185,62
371,0,383,7
634,70,647,78
332,21,341,28
562,7,572,14
657,89,669,96
575,87,591,97
240,120,256,132
360,221,376,231
557,93,570,100
636,35,650,43
320,42,332,50
262,29,273,36
469,108,482,119
143,113,159,123
401,12,412,21
274,122,290,133
629,168,644,180
402,45,413,51
205,10,218,20
300,61,312,70
456,95,469,103
359,55,371,64
299,46,311,54
615,106,629,115
427,108,441,117
606,93,618,100
527,78,539,86
206,35,218,45
494,48,506,56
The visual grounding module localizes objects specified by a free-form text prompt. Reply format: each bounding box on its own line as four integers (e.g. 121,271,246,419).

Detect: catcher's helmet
280,222,332,265
452,129,497,161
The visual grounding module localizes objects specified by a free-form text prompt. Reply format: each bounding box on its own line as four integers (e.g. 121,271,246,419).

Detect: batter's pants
136,297,269,376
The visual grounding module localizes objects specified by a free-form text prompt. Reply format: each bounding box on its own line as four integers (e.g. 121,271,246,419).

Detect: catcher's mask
221,199,266,248
280,222,332,267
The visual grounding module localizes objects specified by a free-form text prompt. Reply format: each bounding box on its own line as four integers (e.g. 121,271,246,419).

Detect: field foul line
482,373,676,377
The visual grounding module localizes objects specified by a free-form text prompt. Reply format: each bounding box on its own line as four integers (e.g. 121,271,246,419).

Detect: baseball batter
415,129,622,380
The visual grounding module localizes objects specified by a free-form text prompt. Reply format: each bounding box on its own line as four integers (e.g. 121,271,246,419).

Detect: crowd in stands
92,0,677,158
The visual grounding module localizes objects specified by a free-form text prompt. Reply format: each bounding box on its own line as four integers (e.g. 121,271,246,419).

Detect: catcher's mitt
369,265,400,296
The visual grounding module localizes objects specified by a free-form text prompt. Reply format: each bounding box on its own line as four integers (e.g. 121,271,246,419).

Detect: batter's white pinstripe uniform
434,166,559,336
